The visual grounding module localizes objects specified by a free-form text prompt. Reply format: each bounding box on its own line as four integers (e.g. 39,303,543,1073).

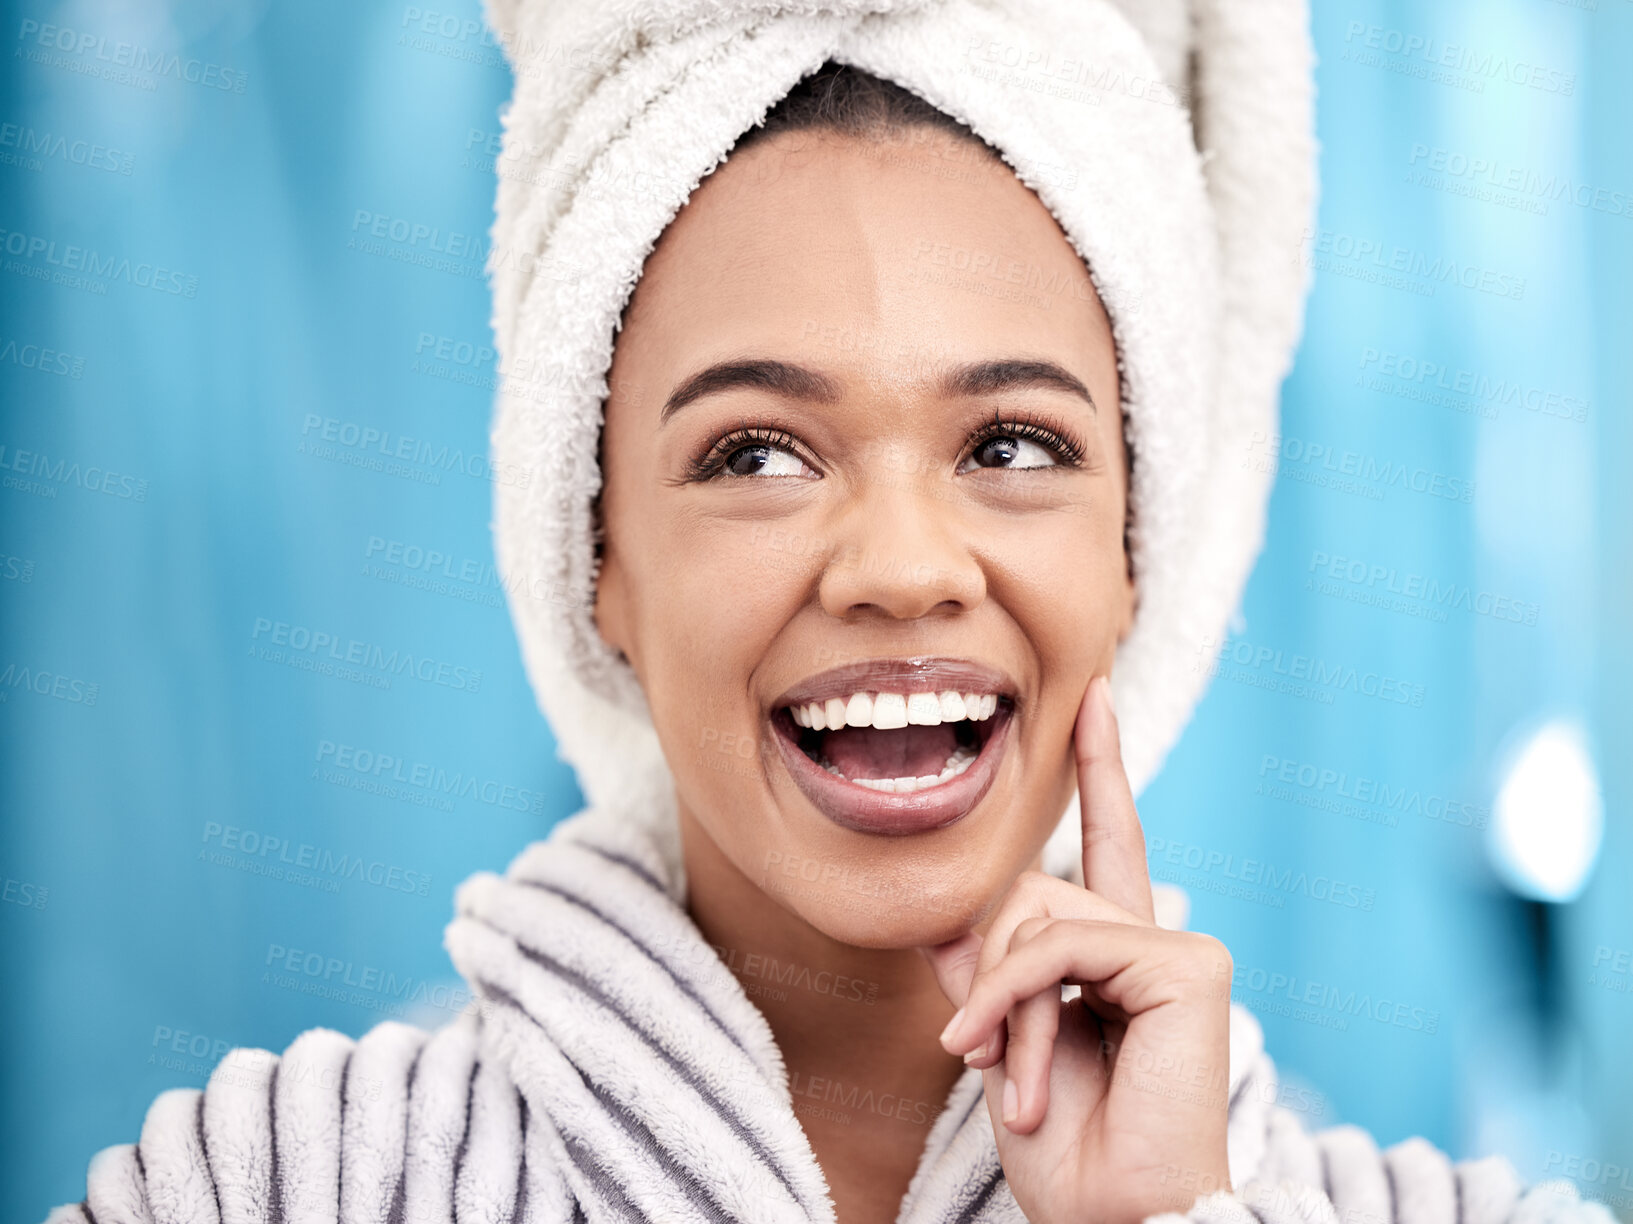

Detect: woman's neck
677,803,977,1217
672,803,1055,1186
678,802,964,1075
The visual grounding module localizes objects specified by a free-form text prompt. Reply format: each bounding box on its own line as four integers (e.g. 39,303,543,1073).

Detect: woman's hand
918,676,1234,1224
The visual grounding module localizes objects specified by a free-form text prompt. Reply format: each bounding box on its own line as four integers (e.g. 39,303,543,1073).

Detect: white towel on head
479,0,1319,881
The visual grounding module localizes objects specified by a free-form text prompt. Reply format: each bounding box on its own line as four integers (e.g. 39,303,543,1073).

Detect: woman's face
595,126,1133,947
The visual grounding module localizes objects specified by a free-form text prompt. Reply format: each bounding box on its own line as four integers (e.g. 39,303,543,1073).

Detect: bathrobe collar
443,798,1266,1222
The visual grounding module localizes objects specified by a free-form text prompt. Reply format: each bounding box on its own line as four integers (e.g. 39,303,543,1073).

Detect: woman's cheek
1000,515,1123,695
670,519,813,646
640,522,799,764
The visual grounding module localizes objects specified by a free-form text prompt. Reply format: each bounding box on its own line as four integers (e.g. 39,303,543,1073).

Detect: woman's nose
816,464,988,622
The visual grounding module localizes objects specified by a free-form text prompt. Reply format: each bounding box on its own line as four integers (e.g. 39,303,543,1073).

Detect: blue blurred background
3,0,1629,1218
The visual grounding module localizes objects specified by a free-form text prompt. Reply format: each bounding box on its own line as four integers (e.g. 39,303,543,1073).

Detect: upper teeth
788,691,1000,730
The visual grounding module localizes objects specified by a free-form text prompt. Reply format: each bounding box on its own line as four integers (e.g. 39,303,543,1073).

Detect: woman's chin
811,904,984,951
756,863,998,950
743,769,1063,950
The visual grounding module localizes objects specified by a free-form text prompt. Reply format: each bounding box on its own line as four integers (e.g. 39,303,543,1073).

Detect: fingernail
939,1007,965,1047
1002,1075,1018,1125
1097,675,1116,717
963,1036,990,1065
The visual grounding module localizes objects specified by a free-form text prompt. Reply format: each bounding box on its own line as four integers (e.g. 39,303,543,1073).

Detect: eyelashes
968,407,1088,468
682,409,1089,483
681,422,810,483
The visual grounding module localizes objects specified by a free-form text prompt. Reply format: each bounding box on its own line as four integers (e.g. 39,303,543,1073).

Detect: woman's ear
591,499,636,667
593,542,634,666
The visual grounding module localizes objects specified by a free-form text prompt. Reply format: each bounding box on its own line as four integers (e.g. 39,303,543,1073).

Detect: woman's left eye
958,435,1061,472
719,442,813,478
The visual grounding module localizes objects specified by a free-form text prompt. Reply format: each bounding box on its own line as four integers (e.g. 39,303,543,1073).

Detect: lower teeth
820,744,979,793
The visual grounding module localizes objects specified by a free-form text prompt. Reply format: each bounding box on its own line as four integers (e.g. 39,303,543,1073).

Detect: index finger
1075,675,1155,923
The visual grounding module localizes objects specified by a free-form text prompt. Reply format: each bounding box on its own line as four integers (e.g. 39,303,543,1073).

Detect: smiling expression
592,126,1134,947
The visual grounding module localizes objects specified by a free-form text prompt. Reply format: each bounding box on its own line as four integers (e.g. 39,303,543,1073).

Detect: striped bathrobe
44,804,1614,1224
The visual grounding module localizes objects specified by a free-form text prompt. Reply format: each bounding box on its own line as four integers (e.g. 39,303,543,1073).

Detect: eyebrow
658,357,1097,425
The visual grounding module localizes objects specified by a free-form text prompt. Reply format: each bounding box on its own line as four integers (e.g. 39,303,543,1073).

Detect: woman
44,1,1616,1222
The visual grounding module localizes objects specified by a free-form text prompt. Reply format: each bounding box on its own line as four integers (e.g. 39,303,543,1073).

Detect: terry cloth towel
479,0,1320,883
44,798,1620,1224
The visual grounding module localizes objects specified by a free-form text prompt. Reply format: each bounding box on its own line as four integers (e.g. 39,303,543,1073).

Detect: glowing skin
594,129,1229,1224
597,128,1129,946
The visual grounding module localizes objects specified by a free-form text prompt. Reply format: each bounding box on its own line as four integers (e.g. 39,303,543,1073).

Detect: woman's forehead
612,129,1114,410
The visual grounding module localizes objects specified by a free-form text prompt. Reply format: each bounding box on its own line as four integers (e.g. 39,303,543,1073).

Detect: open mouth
776,690,1008,792
768,676,1016,835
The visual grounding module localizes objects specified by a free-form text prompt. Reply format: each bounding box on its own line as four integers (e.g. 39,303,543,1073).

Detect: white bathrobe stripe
453,903,817,1222
338,1021,427,1224
199,1048,278,1224
401,1018,481,1224
130,1090,219,1224
453,1055,524,1223
86,1142,156,1224
270,1029,350,1224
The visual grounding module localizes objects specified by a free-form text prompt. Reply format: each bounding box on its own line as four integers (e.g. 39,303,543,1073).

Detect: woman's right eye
685,424,820,482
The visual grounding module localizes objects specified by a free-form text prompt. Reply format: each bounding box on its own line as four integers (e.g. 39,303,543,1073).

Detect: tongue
821,724,959,780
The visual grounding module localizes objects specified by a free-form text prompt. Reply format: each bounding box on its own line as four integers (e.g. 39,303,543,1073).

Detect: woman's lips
769,701,1014,836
